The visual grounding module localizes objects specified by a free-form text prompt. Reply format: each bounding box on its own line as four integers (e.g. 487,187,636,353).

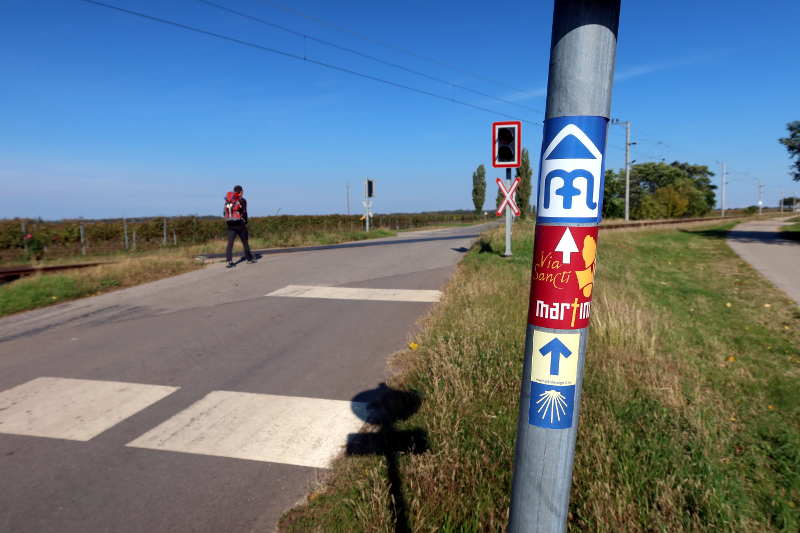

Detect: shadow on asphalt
684,228,799,244
347,383,428,533
205,233,484,260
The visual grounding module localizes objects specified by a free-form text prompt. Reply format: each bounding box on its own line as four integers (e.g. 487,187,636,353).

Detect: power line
77,0,541,125
196,0,545,114
256,0,534,94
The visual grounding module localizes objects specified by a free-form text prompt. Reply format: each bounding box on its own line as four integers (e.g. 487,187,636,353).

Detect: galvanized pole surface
508,1,620,532
505,167,513,256
624,120,631,221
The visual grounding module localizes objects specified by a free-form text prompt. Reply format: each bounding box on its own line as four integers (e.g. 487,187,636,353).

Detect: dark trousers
226,223,253,263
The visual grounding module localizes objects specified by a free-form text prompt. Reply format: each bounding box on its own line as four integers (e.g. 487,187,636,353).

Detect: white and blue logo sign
536,116,608,223
529,330,580,429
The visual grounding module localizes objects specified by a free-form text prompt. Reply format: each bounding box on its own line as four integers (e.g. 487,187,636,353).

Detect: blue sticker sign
536,116,608,223
529,330,580,429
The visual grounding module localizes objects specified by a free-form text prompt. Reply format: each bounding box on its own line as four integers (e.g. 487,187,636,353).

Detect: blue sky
2,0,799,219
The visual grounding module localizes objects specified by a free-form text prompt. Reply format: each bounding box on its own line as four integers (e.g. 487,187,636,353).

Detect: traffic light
492,121,521,168
497,127,515,162
367,179,375,198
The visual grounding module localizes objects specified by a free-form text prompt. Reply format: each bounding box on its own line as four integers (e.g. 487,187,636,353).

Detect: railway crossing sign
496,177,521,217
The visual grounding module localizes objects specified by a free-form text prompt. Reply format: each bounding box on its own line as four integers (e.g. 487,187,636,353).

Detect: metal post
504,167,513,256
721,162,726,217
173,230,177,246
79,222,86,256
509,1,620,532
364,180,370,233
624,120,631,221
123,217,129,250
162,217,167,245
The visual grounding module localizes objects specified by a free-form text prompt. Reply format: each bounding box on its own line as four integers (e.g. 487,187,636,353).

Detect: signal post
493,121,522,256
508,1,621,532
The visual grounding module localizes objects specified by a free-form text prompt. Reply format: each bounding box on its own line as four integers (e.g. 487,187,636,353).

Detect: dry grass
280,221,799,532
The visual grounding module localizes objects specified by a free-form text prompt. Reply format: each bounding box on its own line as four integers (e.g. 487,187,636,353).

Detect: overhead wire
77,0,542,125
255,0,534,94
195,0,545,115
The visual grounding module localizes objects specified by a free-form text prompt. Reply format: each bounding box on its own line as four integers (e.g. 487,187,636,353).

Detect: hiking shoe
246,259,257,264
226,262,236,268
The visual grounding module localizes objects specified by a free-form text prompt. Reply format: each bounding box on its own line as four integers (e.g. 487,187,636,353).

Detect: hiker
224,185,255,268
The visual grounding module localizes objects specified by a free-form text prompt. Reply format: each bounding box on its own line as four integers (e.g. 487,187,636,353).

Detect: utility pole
611,119,633,221
509,1,620,532
757,179,764,215
779,190,784,213
721,162,726,217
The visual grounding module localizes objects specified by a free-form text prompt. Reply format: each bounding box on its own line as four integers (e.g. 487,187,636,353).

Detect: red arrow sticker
528,225,599,329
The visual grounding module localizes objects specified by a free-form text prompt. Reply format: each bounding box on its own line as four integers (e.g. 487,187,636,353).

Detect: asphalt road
727,216,800,306
0,223,490,533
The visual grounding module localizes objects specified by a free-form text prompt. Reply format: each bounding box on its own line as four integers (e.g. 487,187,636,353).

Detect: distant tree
602,169,625,219
471,164,486,214
778,121,800,181
515,148,533,217
670,161,716,211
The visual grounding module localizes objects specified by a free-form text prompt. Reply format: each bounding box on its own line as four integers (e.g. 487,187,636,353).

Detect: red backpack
224,192,243,221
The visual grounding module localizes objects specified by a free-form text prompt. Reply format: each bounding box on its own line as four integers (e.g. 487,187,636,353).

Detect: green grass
0,275,91,316
781,219,800,240
279,221,800,532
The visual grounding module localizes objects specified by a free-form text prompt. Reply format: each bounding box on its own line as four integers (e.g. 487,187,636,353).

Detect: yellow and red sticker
528,225,598,329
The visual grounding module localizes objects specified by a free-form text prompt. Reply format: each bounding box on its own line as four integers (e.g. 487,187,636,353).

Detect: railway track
0,262,111,283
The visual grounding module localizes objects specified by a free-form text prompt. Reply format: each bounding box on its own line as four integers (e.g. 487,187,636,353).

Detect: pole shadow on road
348,383,428,533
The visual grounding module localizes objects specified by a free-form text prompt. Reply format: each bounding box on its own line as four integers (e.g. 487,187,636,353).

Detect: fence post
173,230,177,246
162,217,167,245
123,217,129,250
79,222,86,256
132,229,137,251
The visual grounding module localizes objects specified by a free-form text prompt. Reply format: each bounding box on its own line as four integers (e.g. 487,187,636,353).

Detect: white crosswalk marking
127,391,369,468
266,284,441,302
0,377,179,441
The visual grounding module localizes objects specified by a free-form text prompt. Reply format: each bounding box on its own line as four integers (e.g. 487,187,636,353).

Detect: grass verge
781,218,800,240
0,254,202,317
279,221,800,532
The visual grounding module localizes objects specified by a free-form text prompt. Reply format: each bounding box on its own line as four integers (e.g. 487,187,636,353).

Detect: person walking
224,185,255,268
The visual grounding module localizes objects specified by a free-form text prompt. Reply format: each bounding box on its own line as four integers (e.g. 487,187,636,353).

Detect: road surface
727,216,800,306
0,224,489,533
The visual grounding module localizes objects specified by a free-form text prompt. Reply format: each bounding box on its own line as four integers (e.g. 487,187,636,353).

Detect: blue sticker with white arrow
536,116,609,224
529,330,581,429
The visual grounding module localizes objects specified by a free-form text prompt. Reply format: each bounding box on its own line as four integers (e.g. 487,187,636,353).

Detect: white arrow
555,228,579,264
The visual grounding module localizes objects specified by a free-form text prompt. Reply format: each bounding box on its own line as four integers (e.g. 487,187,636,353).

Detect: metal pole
504,167,513,257
720,162,726,217
162,217,167,245
364,180,370,233
509,1,620,532
79,222,86,256
624,120,630,221
123,217,129,250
